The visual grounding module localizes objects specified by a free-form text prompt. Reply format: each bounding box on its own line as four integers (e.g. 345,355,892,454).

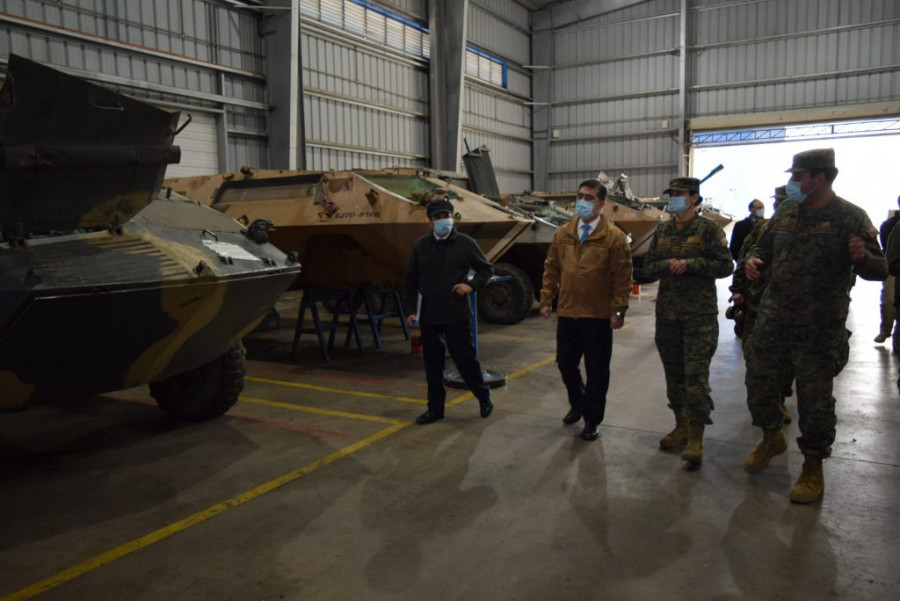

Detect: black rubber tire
149,341,246,421
478,262,534,325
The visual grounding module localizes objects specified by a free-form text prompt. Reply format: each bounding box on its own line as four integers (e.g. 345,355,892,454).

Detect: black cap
426,198,454,218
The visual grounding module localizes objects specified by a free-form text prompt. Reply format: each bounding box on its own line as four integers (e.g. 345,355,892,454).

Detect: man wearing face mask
729,199,766,261
404,195,495,425
742,148,887,503
539,179,632,441
643,177,733,467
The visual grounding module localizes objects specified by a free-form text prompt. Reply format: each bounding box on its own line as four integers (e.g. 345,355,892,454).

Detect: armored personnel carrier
0,55,301,420
166,167,533,292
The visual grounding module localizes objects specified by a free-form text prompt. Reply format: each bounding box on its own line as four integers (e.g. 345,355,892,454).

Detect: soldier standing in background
643,177,734,467
875,196,900,347
728,185,793,424
743,148,887,503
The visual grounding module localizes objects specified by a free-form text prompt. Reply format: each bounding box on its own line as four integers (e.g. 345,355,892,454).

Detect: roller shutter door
164,112,220,178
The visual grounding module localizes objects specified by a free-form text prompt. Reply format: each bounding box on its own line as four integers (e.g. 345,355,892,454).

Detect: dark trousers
421,319,490,414
556,317,613,424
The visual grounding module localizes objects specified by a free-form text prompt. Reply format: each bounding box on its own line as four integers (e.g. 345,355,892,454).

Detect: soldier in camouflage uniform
643,177,734,466
728,186,793,424
743,148,887,504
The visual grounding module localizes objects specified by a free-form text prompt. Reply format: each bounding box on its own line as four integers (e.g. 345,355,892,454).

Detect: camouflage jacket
730,218,770,309
745,195,887,323
644,215,733,319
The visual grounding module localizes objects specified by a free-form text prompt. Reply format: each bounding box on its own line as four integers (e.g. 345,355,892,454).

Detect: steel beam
428,0,469,171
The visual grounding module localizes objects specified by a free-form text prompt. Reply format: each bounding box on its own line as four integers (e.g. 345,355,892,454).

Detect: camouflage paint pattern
744,196,887,455
644,215,733,424
654,315,718,424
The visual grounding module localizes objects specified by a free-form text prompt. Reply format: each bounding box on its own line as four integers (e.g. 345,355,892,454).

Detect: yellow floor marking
239,396,406,426
246,375,425,405
0,423,407,601
4,324,650,600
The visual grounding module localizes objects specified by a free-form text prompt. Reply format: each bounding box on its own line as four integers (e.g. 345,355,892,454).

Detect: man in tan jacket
540,179,633,440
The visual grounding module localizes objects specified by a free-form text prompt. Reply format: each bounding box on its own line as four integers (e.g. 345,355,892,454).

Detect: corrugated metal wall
0,0,269,175
299,3,430,171
463,0,533,194
546,0,681,197
377,0,426,20
545,0,900,197
690,0,899,118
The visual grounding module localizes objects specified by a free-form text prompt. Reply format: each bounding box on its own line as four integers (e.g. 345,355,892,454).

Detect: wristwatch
614,311,625,320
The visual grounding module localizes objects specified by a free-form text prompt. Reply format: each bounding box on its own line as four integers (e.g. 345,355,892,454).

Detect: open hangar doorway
690,117,900,229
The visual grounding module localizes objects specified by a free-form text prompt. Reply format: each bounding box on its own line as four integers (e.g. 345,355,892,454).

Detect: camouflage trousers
745,316,850,456
654,315,718,425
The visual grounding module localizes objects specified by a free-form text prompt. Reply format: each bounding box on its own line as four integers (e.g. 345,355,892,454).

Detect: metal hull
169,169,532,291
0,197,301,409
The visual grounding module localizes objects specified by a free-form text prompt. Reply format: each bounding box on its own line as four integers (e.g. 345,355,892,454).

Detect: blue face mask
433,217,453,236
667,196,688,214
786,180,809,204
575,199,596,221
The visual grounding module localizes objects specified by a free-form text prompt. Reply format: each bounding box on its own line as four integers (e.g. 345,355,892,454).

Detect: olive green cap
773,185,787,201
786,148,835,173
663,177,701,195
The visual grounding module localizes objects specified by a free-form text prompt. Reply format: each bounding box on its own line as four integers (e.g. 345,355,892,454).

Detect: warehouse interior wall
533,0,900,200
0,0,269,176
1,0,897,195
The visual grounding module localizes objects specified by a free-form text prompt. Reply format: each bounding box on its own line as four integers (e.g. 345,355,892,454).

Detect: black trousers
421,319,490,414
556,317,613,424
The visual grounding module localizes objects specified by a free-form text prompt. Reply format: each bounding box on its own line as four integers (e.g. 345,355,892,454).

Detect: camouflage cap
425,197,454,218
663,177,701,195
773,185,787,201
786,148,835,173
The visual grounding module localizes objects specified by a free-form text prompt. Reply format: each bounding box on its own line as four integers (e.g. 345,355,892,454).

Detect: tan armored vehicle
166,168,533,293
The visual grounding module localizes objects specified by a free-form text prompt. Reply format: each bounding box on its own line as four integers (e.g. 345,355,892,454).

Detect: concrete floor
1,279,898,600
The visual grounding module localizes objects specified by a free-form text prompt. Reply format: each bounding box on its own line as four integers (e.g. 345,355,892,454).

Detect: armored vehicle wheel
150,341,246,421
478,262,534,325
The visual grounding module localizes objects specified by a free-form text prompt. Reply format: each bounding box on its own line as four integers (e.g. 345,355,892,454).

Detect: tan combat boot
744,427,787,473
790,455,824,504
681,423,704,465
659,411,689,449
780,403,792,424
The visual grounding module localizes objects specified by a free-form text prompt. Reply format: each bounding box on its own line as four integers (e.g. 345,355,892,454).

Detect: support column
428,0,468,172
678,0,689,175
264,0,304,169
531,29,552,192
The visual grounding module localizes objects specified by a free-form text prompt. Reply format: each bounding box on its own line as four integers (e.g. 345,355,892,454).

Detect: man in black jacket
404,197,494,425
876,197,900,345
729,199,765,261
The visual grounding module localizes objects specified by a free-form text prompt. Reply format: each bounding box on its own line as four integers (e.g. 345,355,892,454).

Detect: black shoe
562,408,582,425
416,410,444,425
479,400,494,418
581,422,599,441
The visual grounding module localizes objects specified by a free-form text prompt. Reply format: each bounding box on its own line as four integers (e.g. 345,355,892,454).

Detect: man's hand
452,282,473,296
668,258,688,275
730,293,744,306
407,314,418,327
540,305,552,319
610,315,624,330
848,233,867,265
745,257,765,281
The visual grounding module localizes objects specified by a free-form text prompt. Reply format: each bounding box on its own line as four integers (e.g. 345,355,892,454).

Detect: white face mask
754,209,765,218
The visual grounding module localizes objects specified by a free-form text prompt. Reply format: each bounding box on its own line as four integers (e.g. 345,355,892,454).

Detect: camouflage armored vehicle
166,168,533,292
0,55,301,420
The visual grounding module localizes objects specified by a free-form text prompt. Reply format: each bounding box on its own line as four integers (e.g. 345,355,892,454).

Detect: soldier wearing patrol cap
742,148,887,503
643,176,734,467
729,185,793,423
